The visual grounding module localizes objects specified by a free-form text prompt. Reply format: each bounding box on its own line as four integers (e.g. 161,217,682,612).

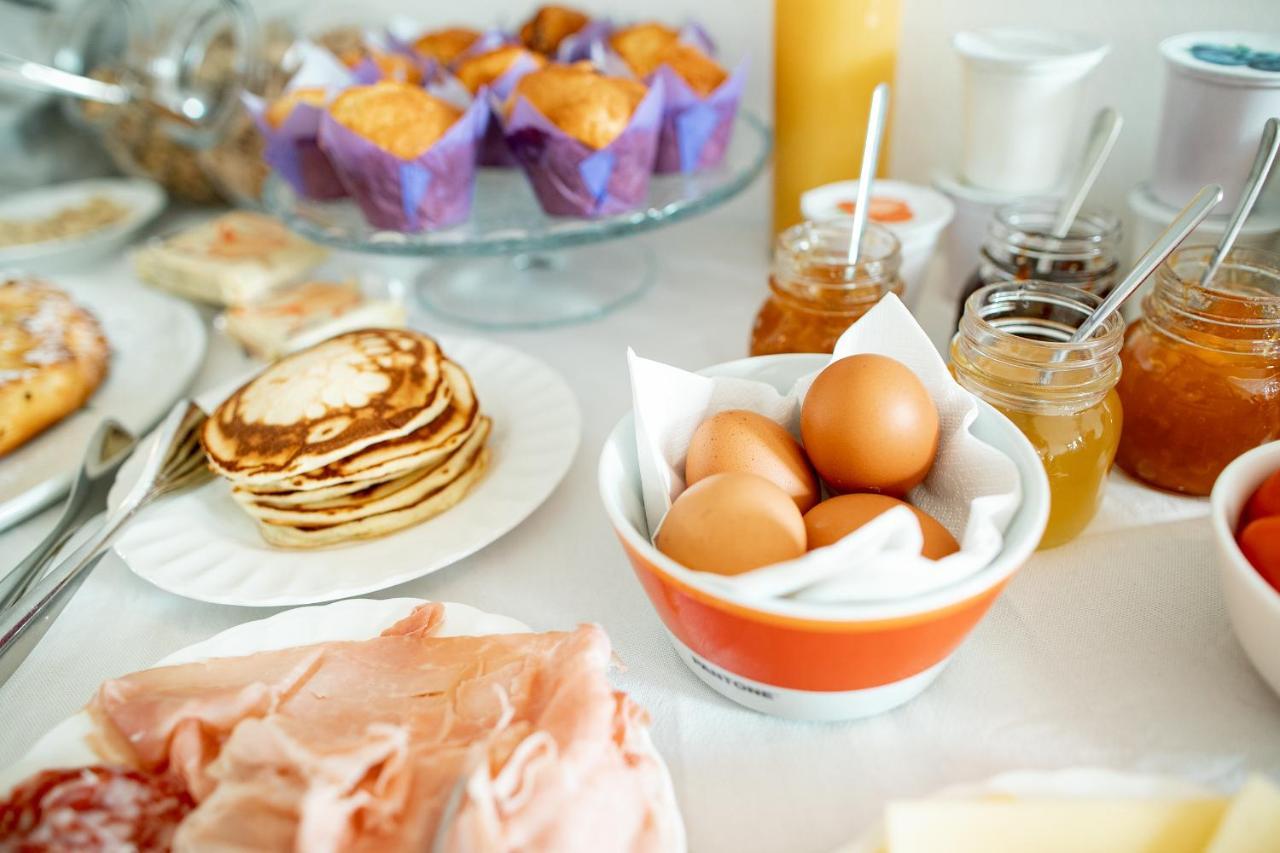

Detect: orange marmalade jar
1116,246,1280,495
750,219,903,355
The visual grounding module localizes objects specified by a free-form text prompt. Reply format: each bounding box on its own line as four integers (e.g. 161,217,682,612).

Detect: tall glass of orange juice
773,0,902,234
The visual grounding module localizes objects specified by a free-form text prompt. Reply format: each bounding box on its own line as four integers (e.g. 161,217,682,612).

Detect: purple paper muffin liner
651,59,747,174
318,95,489,232
500,77,664,217
244,93,347,201
556,19,612,62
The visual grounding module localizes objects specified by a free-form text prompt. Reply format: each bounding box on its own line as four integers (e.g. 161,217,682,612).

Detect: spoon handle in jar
846,83,890,266
1050,107,1123,239
1201,117,1280,288
1071,184,1223,343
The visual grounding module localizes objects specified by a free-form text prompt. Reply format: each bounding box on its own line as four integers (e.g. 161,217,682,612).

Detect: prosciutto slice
85,604,679,852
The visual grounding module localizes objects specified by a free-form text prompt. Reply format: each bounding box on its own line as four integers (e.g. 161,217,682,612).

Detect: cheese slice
1205,775,1280,853
885,798,1227,853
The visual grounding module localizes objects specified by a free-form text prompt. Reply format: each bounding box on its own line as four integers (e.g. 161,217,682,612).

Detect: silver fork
0,400,212,687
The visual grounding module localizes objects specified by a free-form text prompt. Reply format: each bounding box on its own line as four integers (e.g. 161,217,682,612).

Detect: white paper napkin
628,295,1022,604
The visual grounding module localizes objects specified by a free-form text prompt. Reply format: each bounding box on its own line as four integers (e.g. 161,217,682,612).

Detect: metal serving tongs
0,401,211,687
0,419,137,612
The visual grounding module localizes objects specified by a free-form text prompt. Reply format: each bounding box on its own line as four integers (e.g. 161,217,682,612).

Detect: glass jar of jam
954,201,1122,328
750,219,903,355
1116,246,1280,496
952,281,1125,549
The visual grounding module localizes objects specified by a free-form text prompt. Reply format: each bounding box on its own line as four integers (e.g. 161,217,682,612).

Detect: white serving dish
1152,32,1280,216
952,28,1108,194
0,178,165,272
108,335,580,606
1210,440,1280,701
800,179,955,308
0,596,686,853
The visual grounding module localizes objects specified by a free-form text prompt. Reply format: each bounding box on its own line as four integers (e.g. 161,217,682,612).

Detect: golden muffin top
609,23,679,74
454,45,546,94
266,87,328,129
328,83,463,159
508,64,647,150
339,49,424,86
412,27,481,65
650,42,727,96
518,5,590,55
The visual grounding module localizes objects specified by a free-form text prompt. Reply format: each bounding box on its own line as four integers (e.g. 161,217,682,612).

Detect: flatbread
0,278,109,456
256,447,490,549
202,329,448,485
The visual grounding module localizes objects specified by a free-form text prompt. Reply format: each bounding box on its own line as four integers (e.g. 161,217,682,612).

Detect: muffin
339,48,424,85
328,83,461,159
412,27,481,66
609,23,679,76
507,64,647,150
502,63,662,216
318,82,487,231
455,45,546,95
606,26,739,173
518,5,591,56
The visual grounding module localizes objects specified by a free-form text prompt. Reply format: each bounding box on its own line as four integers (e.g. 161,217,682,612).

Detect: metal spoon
1037,107,1123,274
0,419,136,612
1200,117,1280,288
0,50,132,105
846,82,891,265
0,400,211,686
1071,184,1223,343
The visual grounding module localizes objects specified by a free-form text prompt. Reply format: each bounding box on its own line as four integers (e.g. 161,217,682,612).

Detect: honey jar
750,219,903,356
952,282,1124,549
954,201,1122,327
1116,246,1280,496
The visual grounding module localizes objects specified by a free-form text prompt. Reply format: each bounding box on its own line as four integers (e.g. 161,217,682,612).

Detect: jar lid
1159,32,1280,87
800,180,955,247
952,28,1108,78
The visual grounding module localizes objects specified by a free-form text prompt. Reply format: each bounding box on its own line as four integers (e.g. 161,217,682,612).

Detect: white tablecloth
2,184,1277,853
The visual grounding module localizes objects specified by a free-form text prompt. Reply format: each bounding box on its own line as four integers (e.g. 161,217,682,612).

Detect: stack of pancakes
201,329,490,548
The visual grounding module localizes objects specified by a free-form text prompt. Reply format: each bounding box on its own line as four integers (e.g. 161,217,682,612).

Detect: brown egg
804,494,959,560
685,409,819,512
800,354,939,496
656,472,807,575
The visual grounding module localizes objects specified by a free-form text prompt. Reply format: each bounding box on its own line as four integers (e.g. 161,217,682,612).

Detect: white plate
0,178,166,272
836,768,1214,853
110,336,581,606
0,272,207,530
0,597,685,853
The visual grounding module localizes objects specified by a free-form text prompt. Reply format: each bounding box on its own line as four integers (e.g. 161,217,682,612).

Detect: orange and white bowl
597,353,1049,721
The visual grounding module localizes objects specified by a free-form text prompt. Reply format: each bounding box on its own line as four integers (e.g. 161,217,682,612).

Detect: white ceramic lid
800,179,955,244
952,28,1109,77
1160,32,1280,87
1128,181,1280,234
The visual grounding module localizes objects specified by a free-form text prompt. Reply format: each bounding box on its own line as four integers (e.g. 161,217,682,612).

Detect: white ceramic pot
799,179,955,308
1152,32,1280,216
953,28,1108,194
1210,440,1280,702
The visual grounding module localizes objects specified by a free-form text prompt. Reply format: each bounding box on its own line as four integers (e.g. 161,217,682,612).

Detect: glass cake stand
263,112,771,328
